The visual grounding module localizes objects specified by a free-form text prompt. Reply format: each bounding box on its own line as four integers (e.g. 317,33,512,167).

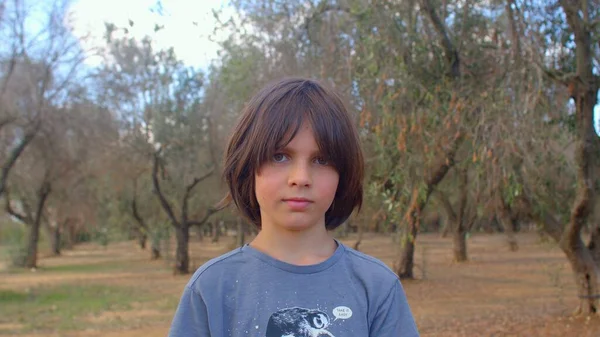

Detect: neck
249,224,337,266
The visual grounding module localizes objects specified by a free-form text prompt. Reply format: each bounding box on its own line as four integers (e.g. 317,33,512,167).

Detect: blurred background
0,0,599,336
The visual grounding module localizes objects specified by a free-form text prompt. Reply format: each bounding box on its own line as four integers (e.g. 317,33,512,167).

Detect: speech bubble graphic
332,306,353,322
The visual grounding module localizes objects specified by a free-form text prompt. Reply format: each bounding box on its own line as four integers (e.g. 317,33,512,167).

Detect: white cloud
69,0,233,69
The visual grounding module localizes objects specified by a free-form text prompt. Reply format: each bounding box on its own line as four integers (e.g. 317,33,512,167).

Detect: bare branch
33,180,52,229
518,187,563,242
4,189,28,224
131,179,149,233
181,167,214,223
559,0,585,40
532,59,577,87
456,166,469,223
0,119,40,196
505,0,522,65
437,190,457,222
151,149,179,227
420,0,460,79
188,207,219,228
297,4,357,40
425,131,464,192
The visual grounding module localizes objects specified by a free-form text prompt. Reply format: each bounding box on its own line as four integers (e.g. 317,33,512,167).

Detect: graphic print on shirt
265,306,353,337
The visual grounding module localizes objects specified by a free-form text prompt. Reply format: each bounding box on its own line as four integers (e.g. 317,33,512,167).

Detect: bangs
252,81,346,170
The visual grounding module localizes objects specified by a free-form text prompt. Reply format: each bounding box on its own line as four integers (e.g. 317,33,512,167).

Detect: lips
282,197,313,210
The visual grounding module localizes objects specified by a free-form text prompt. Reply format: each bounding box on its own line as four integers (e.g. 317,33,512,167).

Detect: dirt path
3,233,599,336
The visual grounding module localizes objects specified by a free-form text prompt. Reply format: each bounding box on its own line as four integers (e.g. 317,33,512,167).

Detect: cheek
254,176,267,204
318,170,339,200
254,167,278,203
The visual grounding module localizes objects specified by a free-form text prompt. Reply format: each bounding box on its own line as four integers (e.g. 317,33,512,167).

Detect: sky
69,0,233,70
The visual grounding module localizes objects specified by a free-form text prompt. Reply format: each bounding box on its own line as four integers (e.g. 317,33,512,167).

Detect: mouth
283,197,313,202
282,198,313,210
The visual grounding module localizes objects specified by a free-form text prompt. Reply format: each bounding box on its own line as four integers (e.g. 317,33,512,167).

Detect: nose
288,161,312,187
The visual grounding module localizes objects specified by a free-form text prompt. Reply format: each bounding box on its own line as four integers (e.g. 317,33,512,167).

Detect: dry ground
1,232,599,336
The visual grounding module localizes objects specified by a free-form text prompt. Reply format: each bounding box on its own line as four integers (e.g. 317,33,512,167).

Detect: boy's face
255,122,339,234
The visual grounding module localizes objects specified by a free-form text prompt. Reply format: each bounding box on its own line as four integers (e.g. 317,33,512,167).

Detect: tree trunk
556,0,600,314
24,219,42,268
151,150,216,273
395,1,463,279
440,221,450,238
439,166,471,262
396,188,421,279
395,132,463,278
64,223,74,250
588,225,600,265
50,224,61,256
151,241,161,260
497,193,519,251
562,237,599,314
130,191,150,250
196,225,204,241
353,220,364,251
212,220,221,243
174,223,190,274
23,181,51,269
396,216,418,279
42,217,61,256
453,223,467,262
0,121,39,198
138,232,147,249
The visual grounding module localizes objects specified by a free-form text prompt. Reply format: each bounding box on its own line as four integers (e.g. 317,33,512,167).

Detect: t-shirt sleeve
168,285,211,337
369,279,420,337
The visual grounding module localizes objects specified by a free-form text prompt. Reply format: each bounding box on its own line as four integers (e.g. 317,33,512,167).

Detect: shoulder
342,244,393,272
185,247,248,294
341,243,399,284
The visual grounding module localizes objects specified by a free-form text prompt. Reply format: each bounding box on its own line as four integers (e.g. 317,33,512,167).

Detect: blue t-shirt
168,240,420,337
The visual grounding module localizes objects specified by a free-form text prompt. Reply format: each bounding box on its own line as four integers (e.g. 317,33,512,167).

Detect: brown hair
219,77,364,230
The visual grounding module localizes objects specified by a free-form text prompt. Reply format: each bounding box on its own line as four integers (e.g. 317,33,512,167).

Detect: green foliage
0,221,28,267
0,284,151,332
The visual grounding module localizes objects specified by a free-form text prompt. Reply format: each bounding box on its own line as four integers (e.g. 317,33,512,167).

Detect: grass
2,233,600,336
0,284,152,333
0,258,133,277
42,261,132,273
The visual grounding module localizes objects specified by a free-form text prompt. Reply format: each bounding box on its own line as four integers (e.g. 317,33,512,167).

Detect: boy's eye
314,157,329,165
272,153,288,162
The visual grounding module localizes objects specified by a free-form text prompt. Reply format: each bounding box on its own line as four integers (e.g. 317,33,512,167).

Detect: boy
168,77,420,337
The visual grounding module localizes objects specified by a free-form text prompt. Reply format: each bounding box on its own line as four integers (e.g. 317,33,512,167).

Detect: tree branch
533,60,577,87
559,0,585,42
420,0,460,78
456,166,469,223
151,149,179,227
0,119,41,196
518,188,563,242
131,178,149,233
298,3,358,40
33,180,52,229
437,190,457,222
188,207,219,228
424,131,465,199
505,0,522,66
181,168,214,223
4,190,28,224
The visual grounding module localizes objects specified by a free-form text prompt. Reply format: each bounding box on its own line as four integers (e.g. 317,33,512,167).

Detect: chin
278,217,323,232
